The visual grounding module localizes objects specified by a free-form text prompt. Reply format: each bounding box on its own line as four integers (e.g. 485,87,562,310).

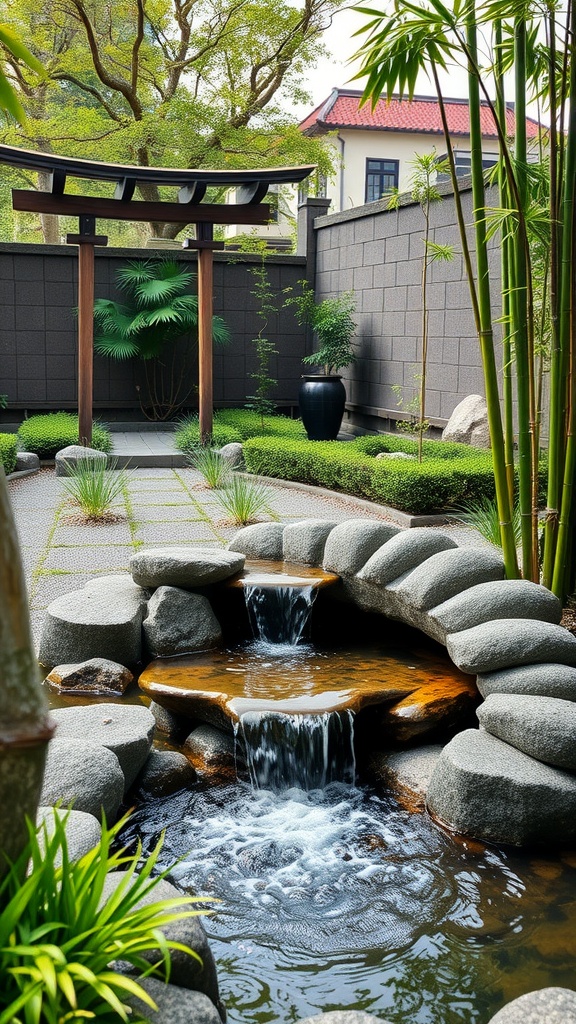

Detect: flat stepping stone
125,976,223,1024
429,579,562,637
228,522,286,560
41,737,124,821
358,528,457,585
487,987,576,1023
84,573,149,604
45,657,133,696
322,520,399,576
477,693,576,770
447,619,576,674
50,703,155,789
38,586,144,670
477,663,576,702
37,806,101,862
282,519,339,565
426,729,576,846
391,547,504,612
130,547,244,588
144,587,222,658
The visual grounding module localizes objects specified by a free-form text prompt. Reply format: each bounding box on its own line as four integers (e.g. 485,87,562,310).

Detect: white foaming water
243,583,318,645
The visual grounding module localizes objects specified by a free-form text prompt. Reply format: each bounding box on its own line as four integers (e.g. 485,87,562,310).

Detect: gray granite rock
282,519,339,566
358,528,458,586
45,657,133,696
143,587,222,658
84,574,149,605
183,724,238,782
55,444,107,476
41,737,124,821
50,703,155,790
447,619,576,674
136,750,196,796
487,987,576,1023
102,871,222,1013
368,745,443,807
37,806,101,862
296,1014,391,1024
125,977,223,1024
477,693,576,770
442,394,490,447
149,701,193,739
15,451,40,472
426,729,576,845
217,442,245,470
392,547,504,613
322,520,399,576
130,547,244,588
38,587,144,670
477,663,576,702
429,579,562,638
228,522,285,560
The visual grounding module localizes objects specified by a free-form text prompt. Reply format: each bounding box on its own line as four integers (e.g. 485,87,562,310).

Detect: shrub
174,410,305,458
17,413,112,459
352,433,482,461
0,433,17,475
174,416,243,456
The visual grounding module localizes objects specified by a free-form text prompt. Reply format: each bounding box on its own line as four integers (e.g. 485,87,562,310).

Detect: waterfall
236,710,356,791
243,583,318,645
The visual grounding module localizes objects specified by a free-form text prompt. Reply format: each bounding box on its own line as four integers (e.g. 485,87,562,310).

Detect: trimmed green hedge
0,434,17,475
175,410,305,458
16,413,112,459
352,434,481,461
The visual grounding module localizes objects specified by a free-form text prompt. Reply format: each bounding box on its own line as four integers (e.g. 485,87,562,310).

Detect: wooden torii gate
0,144,314,443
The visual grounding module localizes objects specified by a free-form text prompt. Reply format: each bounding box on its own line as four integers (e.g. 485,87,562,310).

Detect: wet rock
487,987,576,1023
149,700,194,739
142,673,233,734
477,693,576,770
217,442,245,470
50,703,155,790
125,977,223,1024
103,871,223,1015
15,451,40,472
143,587,222,658
296,1014,392,1024
392,547,504,613
379,675,478,742
358,528,457,586
136,750,196,796
130,547,244,588
447,619,576,675
477,663,576,702
426,729,576,845
38,586,144,670
41,737,124,821
429,579,562,641
367,745,443,808
183,724,238,782
282,519,339,566
228,522,285,560
45,657,133,696
55,444,107,476
37,806,101,862
322,520,399,576
442,394,490,447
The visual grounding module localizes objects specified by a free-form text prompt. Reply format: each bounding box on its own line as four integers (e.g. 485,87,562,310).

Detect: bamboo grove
355,0,576,600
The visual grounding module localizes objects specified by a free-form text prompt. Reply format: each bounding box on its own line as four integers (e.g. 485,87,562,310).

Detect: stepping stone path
130,547,244,587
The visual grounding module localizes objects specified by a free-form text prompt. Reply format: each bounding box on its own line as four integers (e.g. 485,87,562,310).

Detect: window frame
365,157,399,203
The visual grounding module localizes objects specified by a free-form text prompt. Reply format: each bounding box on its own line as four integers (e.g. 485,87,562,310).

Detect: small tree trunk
0,467,54,877
37,170,60,244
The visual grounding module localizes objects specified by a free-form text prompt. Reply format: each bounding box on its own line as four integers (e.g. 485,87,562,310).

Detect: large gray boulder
391,547,504,613
447,619,576,674
130,547,244,588
426,729,576,845
45,657,133,696
442,394,490,447
84,573,149,605
217,441,245,470
55,444,107,476
102,872,223,1015
487,987,576,1024
429,579,562,639
49,703,155,790
477,693,576,770
136,750,196,796
368,745,443,808
37,806,101,862
38,586,144,670
125,977,223,1024
143,587,222,658
282,519,338,566
477,663,576,702
15,451,40,472
322,520,399,576
296,1014,392,1024
41,738,124,821
228,522,285,560
358,528,457,586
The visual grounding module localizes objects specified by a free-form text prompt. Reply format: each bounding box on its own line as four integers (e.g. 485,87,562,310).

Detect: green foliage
175,417,243,456
60,458,130,520
215,475,276,525
285,281,357,375
174,409,305,457
351,433,481,460
0,22,43,122
246,256,278,424
16,414,112,460
0,434,17,475
453,496,522,548
186,446,231,489
0,810,208,1023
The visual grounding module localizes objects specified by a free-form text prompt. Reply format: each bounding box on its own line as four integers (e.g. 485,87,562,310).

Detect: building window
436,151,498,181
365,158,399,202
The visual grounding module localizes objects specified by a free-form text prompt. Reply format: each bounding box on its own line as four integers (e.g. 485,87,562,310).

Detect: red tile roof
299,89,542,139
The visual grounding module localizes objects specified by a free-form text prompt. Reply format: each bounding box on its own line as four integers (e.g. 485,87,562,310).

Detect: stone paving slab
135,522,220,543
52,523,134,546
44,545,135,572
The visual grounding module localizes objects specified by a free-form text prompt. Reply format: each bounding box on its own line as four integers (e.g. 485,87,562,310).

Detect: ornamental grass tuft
60,457,130,521
215,474,276,526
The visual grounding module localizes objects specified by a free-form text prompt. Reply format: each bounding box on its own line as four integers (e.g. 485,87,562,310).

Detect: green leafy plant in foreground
453,497,522,549
60,458,130,520
215,474,276,525
187,445,231,489
0,811,208,1024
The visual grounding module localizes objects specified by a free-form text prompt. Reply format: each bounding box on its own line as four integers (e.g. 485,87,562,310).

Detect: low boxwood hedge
0,433,17,475
175,410,305,458
16,413,112,459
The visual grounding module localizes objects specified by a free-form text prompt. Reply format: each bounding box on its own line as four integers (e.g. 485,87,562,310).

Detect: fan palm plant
94,259,230,421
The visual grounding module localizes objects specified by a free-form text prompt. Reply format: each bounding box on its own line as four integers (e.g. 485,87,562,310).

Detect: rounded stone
442,394,490,447
296,1014,392,1024
392,547,504,612
84,574,149,605
50,703,155,790
41,737,124,821
487,987,576,1024
228,522,286,560
55,444,107,476
217,442,245,469
446,619,576,675
322,520,400,576
130,547,245,588
15,451,40,472
143,587,222,658
136,750,196,796
429,579,562,636
477,693,576,770
37,806,101,862
125,976,223,1024
183,724,238,782
282,519,339,566
38,587,144,670
358,528,458,585
477,663,576,702
45,657,133,696
367,745,443,808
